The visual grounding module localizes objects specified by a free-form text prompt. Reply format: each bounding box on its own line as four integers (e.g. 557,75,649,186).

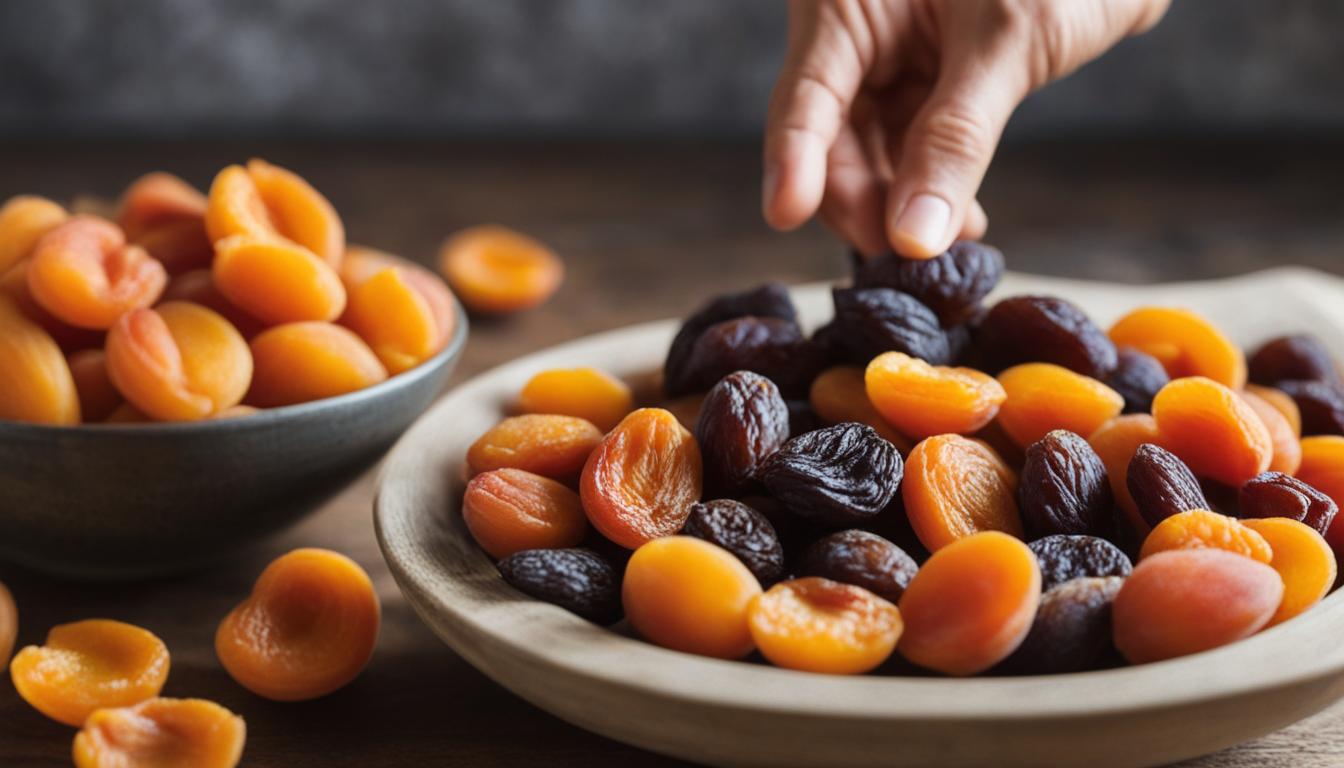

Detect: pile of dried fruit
462,241,1344,676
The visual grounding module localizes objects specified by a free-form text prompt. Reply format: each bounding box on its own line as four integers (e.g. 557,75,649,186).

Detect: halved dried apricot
439,225,563,314
1241,388,1302,475
463,469,588,559
74,698,245,768
1298,436,1344,553
213,235,346,325
808,366,911,452
518,367,633,433
205,160,345,267
1109,306,1247,389
995,363,1124,448
467,414,604,480
247,322,387,407
1152,377,1272,486
864,351,1006,438
341,261,456,375
748,577,902,674
27,216,167,330
903,434,1022,552
161,268,266,339
0,195,68,274
0,295,80,424
1139,509,1273,563
68,349,122,422
1240,517,1336,626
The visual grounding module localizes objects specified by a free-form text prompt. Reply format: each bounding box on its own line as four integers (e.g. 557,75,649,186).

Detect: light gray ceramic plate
376,269,1344,768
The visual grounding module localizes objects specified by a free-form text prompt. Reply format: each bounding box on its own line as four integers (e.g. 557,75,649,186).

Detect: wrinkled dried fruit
672,316,809,397
1126,443,1211,528
518,367,633,432
1028,535,1133,591
28,216,168,330
852,241,1004,326
497,548,621,623
997,576,1124,675
1088,415,1162,535
1139,509,1273,563
749,578,903,675
694,371,790,495
1276,380,1344,437
1239,517,1335,627
1108,306,1247,389
682,499,786,586
1249,334,1341,388
996,363,1124,448
1238,471,1339,537
1104,347,1169,415
467,414,604,480
1152,377,1273,485
830,286,950,365
1019,430,1115,539
463,469,588,559
1241,389,1303,475
798,529,919,603
809,366,912,452
73,697,246,768
864,351,1005,438
761,423,902,526
903,434,1022,551
664,283,796,396
976,295,1117,378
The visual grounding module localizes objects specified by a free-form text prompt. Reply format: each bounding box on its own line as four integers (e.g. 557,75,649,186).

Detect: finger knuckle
918,101,995,167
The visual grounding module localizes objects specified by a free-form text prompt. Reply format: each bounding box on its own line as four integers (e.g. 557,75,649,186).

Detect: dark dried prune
1028,535,1133,591
682,499,786,585
997,576,1123,675
695,370,790,494
670,316,805,396
852,241,1004,326
497,548,621,623
761,422,902,525
1277,380,1344,436
1249,334,1341,387
1126,443,1210,528
976,295,1117,378
830,287,950,365
798,529,918,603
664,283,797,395
1104,347,1169,415
1239,471,1339,537
1019,430,1114,540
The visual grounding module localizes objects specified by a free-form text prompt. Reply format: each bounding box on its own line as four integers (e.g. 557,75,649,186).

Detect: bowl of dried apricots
0,163,467,578
378,246,1344,768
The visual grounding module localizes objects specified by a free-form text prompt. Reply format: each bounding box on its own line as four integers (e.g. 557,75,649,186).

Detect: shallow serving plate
376,268,1344,768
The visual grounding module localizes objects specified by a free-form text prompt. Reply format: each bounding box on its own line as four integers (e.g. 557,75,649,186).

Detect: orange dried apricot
10,619,169,726
1112,549,1282,664
339,249,457,375
1240,517,1336,626
622,536,761,659
106,301,253,421
748,577,902,674
0,260,105,352
897,531,1041,676
0,195,68,274
247,322,387,407
216,548,379,701
1088,414,1161,535
1139,509,1273,563
1152,377,1272,486
116,172,213,275
809,366,912,452
439,225,563,314
581,408,703,548
463,468,589,559
1241,388,1302,475
903,434,1022,552
1246,383,1303,437
161,268,266,339
74,697,245,768
213,235,346,325
517,367,633,433
68,349,122,422
27,216,167,330
1298,437,1344,553
1108,306,1247,389
205,160,345,267
467,414,604,480
864,351,1005,439
0,581,15,673
0,296,80,424
995,363,1123,448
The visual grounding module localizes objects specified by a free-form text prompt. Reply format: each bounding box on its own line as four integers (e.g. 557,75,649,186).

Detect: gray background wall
1,0,1341,139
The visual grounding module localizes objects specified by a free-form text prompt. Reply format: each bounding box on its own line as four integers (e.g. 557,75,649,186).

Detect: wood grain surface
1,138,1342,767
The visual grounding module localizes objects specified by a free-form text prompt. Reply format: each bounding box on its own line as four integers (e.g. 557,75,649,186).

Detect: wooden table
2,138,1342,767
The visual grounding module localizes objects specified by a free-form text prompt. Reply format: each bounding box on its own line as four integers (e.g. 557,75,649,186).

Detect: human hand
762,0,1169,258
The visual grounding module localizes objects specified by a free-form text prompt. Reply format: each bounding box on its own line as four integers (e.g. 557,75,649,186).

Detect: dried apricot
518,367,632,433
799,529,919,603
0,260,104,352
997,576,1123,675
1108,306,1247,389
995,363,1124,449
749,578,902,674
581,408,702,548
1028,535,1132,591
1087,414,1161,533
0,581,15,673
439,225,562,314
1246,383,1303,436
213,235,346,325
977,295,1117,378
852,241,1003,326
898,531,1041,676
903,434,1022,552
116,172,213,275
1277,380,1344,437
68,349,122,422
762,423,902,526
864,351,1005,438
830,286,950,365
0,195,68,274
1240,518,1336,627
216,548,379,701
463,469,588,559
1297,437,1344,553
161,268,266,339
683,499,786,586
622,536,761,659
1126,443,1211,528
468,414,603,480
497,548,621,623
1152,377,1272,485
1139,509,1273,563
1104,347,1169,415
28,216,167,330
695,371,790,495
1241,388,1303,475
809,366,912,451
74,698,245,768
247,322,387,407
10,620,169,726
1249,334,1340,388
0,296,80,424
1019,430,1114,539
206,160,345,267
340,260,457,376
664,283,796,397
1239,472,1339,537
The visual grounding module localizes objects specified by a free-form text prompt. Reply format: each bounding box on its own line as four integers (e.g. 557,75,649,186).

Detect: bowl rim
0,294,470,436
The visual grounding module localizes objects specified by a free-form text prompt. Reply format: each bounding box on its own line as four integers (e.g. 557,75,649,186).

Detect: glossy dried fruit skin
672,316,809,397
904,434,1022,552
1238,471,1339,537
28,216,167,330
1240,517,1336,627
341,263,456,375
1112,549,1282,664
748,578,903,675
1276,379,1344,437
497,548,621,624
1088,415,1161,536
1108,306,1247,389
0,296,80,424
1298,437,1344,553
977,295,1117,378
998,576,1124,675
468,414,603,480
1104,347,1170,415
761,422,902,526
10,620,169,726
1127,443,1211,529
581,408,703,549
0,195,68,274
864,351,1005,439
664,283,796,397
798,529,919,603
1249,334,1341,388
682,499,786,586
1152,377,1273,485
1019,430,1114,539
1028,535,1133,591
695,371,790,495
0,581,15,674
1241,389,1303,475
809,366,912,452
216,549,380,701
518,367,633,433
439,225,563,314
247,322,387,407
830,286,950,365
996,363,1124,448
213,235,347,324
74,697,246,768
206,160,345,267
68,349,122,422
1140,509,1273,563
852,241,1004,326
898,531,1041,676
463,469,588,559
622,536,761,659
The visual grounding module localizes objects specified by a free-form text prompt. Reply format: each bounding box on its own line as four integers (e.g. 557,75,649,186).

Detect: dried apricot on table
468,413,604,480
1108,306,1247,389
809,366,911,452
695,371,790,495
1239,517,1336,627
27,216,167,330
518,367,633,432
761,423,901,526
213,235,346,324
10,619,169,726
976,295,1117,378
997,576,1124,675
1126,443,1211,528
581,408,702,548
1088,414,1161,534
682,499,786,586
216,548,379,701
995,363,1124,448
749,577,902,675
864,351,1005,438
497,548,621,624
0,581,15,673
247,322,387,407
1139,509,1273,563
341,261,456,375
1112,549,1282,664
0,194,68,274
463,469,588,559
206,160,345,267
1152,377,1272,485
1018,430,1114,539
622,536,761,659
1028,535,1132,591
903,434,1022,552
68,349,122,422
1239,471,1338,537
799,529,919,603
439,224,563,314
0,296,80,424
898,531,1041,676
1241,388,1303,475
74,697,246,768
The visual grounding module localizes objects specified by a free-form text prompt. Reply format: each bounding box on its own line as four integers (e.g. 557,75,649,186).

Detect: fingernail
892,194,951,258
761,163,779,216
